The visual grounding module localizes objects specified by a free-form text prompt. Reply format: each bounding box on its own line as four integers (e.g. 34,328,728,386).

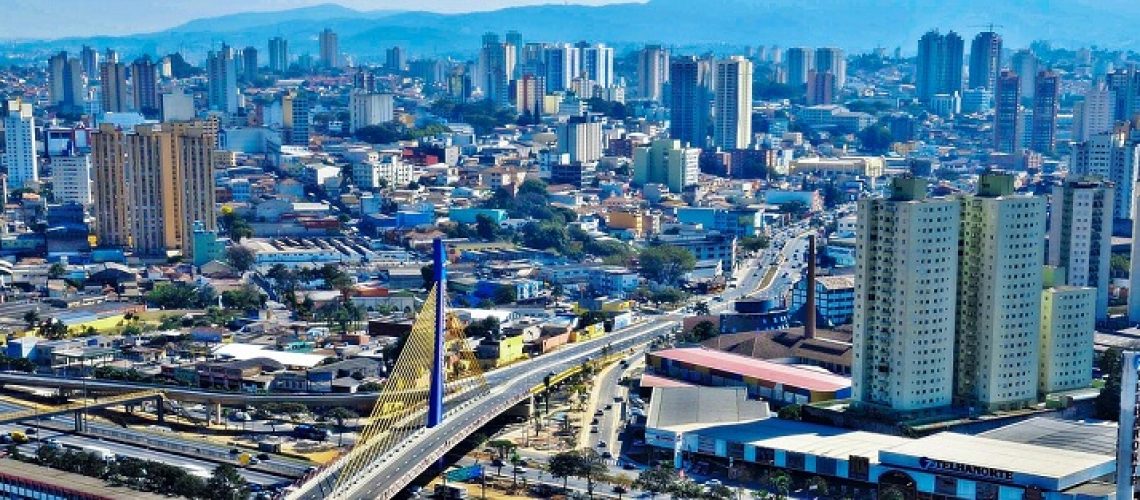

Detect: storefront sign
918,457,1013,482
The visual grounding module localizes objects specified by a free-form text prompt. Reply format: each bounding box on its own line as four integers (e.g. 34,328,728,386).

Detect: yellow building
606,210,643,238
476,334,526,369
570,322,605,342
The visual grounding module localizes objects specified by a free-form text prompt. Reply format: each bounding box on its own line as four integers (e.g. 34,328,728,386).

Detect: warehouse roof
651,347,850,392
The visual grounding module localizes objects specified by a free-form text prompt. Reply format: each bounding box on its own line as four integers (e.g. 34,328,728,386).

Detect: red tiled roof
652,347,850,392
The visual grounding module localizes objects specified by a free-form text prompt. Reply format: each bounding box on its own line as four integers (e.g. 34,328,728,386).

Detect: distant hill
11,0,1140,61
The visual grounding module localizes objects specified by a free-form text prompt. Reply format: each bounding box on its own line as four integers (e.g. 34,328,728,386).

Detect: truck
292,424,331,442
80,445,115,461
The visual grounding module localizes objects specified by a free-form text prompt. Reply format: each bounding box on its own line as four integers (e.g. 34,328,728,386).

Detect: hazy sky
3,0,632,39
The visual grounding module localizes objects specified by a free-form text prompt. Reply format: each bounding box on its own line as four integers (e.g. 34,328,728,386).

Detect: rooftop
652,347,851,392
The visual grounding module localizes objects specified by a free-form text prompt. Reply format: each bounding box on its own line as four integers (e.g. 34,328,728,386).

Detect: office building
207,45,239,114
636,44,670,102
1030,70,1060,154
580,43,614,88
514,73,545,118
784,47,813,88
3,98,38,189
268,37,288,73
813,47,845,92
713,56,753,150
286,91,311,147
1048,180,1112,321
505,31,523,76
130,56,159,116
916,30,964,101
50,149,93,206
853,177,960,412
675,206,762,238
349,91,395,132
319,28,339,69
1011,49,1038,99
161,89,196,122
385,46,406,73
241,46,258,82
1039,283,1095,394
1108,68,1140,122
556,114,603,163
806,70,835,105
99,61,128,113
954,172,1045,411
91,121,217,257
1073,85,1115,142
669,56,709,149
48,51,86,110
543,43,578,93
1070,127,1139,222
632,138,700,193
550,161,597,188
480,34,516,107
968,31,1002,91
80,45,99,79
993,70,1021,153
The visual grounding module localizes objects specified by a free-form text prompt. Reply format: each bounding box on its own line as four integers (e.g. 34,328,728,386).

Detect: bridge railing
0,389,162,423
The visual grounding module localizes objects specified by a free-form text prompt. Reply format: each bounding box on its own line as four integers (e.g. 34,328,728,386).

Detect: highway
302,220,818,499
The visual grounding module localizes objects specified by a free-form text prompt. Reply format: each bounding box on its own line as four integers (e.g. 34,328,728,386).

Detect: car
248,457,260,465
590,426,599,434
622,461,638,470
705,479,723,487
590,418,599,425
492,458,505,467
24,428,36,435
604,404,612,410
594,410,604,416
601,451,613,459
597,441,607,448
513,466,528,474
229,448,241,455
42,438,61,449
257,453,271,461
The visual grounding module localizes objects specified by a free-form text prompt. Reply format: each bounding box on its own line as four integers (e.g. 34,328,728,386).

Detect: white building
1039,284,1095,394
580,43,615,88
207,45,239,114
1072,86,1115,142
349,92,394,132
556,114,603,163
1070,128,1139,221
161,90,195,122
352,155,412,190
954,173,1045,411
853,177,959,412
3,98,38,189
1048,180,1112,321
713,56,754,150
50,152,93,206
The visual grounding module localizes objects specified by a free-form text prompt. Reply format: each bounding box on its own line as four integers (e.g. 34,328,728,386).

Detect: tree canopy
639,245,696,285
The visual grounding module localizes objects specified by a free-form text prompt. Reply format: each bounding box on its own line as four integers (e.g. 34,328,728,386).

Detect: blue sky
3,0,633,39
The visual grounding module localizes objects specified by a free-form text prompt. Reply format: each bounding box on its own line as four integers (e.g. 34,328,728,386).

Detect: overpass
0,390,163,431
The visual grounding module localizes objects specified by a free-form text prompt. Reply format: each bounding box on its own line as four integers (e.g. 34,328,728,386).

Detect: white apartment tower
1039,273,1096,394
556,114,603,163
349,92,395,132
50,150,94,206
207,45,239,114
954,173,1046,411
1049,180,1113,321
1073,85,1115,142
1070,127,1139,222
713,56,754,150
853,177,960,412
3,98,38,189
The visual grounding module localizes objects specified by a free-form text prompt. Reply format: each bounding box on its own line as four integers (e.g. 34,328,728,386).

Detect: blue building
676,206,763,238
474,278,544,302
790,275,855,327
719,299,790,334
450,208,507,225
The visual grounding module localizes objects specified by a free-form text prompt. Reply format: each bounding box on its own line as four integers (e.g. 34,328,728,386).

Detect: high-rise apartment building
813,47,845,92
1073,85,1115,142
1039,279,1096,394
514,73,546,118
1011,49,1039,99
319,28,339,69
130,56,159,116
806,70,835,105
968,31,1002,91
954,173,1046,411
580,43,614,88
556,114,603,163
80,45,99,79
1048,180,1113,321
91,121,217,257
1030,70,1060,154
349,91,395,132
543,43,579,93
669,56,709,149
636,45,670,102
993,70,1021,153
99,61,128,113
1107,68,1140,122
48,51,86,110
207,45,239,114
916,30,964,102
286,91,311,147
480,33,516,107
712,56,753,150
268,37,288,73
853,177,960,412
3,98,38,189
784,47,813,88
1070,126,1139,222
632,139,700,194
50,148,94,206
505,31,524,77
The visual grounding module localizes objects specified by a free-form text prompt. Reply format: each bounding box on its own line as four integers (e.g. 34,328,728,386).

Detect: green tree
777,404,802,421
22,310,39,331
693,301,711,316
225,245,256,272
493,285,518,305
639,245,696,285
219,211,253,242
48,262,67,279
689,320,717,342
221,285,265,311
355,122,404,144
547,451,579,491
465,317,501,339
475,214,499,241
669,479,705,499
326,407,359,446
1112,254,1130,278
206,464,250,500
740,234,770,252
518,178,548,197
708,484,736,500
1096,347,1125,420
635,467,678,498
857,124,893,154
